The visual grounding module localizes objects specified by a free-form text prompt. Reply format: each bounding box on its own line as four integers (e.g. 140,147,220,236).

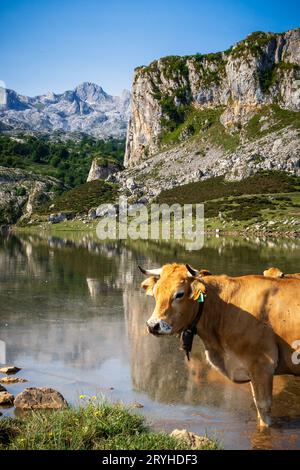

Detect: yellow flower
79,394,86,399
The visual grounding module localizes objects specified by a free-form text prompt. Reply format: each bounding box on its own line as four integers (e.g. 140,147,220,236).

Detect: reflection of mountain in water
0,234,128,370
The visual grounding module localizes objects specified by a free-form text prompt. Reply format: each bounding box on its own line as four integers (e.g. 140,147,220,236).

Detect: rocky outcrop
125,29,300,167
0,168,65,225
14,387,68,410
87,157,122,182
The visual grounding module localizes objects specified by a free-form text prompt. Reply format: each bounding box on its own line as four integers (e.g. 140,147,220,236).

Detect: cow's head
139,263,207,336
263,267,284,278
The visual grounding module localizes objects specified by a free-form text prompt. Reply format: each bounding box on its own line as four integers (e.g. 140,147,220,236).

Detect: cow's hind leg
250,368,274,428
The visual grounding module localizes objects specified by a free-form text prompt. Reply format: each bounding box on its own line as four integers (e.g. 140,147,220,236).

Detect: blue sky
1,0,299,97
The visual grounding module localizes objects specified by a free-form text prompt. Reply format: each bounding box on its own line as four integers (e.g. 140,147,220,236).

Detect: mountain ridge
0,82,130,139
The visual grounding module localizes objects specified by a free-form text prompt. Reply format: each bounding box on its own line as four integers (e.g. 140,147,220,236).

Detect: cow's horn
186,264,199,277
138,266,162,277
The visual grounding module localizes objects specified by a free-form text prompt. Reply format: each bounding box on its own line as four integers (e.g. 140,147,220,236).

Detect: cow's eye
174,291,184,300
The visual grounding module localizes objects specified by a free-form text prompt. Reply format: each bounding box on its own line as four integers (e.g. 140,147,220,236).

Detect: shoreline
7,222,300,240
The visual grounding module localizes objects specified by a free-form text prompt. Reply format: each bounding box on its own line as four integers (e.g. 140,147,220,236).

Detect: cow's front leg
250,369,273,428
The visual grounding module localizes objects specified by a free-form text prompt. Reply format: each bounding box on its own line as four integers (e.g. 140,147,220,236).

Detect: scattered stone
170,429,214,449
96,204,118,218
49,212,67,224
88,208,97,220
131,402,144,409
0,384,7,392
14,387,68,410
0,366,21,374
0,391,14,406
0,376,27,384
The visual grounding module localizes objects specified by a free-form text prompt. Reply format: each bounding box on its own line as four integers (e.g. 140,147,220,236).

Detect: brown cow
264,267,300,279
140,263,300,428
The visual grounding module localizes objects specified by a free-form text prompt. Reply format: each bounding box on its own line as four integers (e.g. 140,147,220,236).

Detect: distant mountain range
0,82,131,139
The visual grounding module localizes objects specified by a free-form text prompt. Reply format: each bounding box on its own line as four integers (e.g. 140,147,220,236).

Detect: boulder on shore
170,429,215,449
0,376,27,384
0,366,21,374
14,387,68,410
0,391,14,406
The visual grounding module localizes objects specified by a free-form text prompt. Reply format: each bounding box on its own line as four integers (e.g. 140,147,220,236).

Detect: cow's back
216,275,300,375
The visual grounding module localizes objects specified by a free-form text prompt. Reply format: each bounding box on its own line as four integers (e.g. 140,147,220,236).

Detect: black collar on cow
179,292,206,361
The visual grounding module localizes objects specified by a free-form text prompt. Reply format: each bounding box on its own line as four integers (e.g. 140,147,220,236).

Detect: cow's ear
190,279,206,300
141,276,157,296
199,269,212,276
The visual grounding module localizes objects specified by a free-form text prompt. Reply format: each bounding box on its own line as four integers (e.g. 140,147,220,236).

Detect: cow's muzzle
146,318,172,336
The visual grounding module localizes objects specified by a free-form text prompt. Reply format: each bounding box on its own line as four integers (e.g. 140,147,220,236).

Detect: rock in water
0,366,21,374
0,391,14,406
0,376,27,384
170,429,214,449
0,384,7,392
14,387,68,410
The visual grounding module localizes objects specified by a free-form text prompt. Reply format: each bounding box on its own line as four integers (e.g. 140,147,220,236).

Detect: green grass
155,171,300,232
34,180,119,216
160,107,240,151
0,401,219,450
246,105,300,139
156,171,300,205
204,193,300,221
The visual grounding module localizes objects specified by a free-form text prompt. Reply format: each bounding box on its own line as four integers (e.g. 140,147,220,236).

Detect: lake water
0,231,300,449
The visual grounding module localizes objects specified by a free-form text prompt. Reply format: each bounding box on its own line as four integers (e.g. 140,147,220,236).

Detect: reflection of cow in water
123,286,252,410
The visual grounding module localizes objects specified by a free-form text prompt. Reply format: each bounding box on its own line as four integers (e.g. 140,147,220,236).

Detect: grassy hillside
156,171,300,233
35,180,120,216
156,171,300,205
159,104,300,152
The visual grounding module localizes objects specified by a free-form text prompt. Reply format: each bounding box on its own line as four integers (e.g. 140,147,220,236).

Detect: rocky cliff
124,28,300,181
0,168,65,225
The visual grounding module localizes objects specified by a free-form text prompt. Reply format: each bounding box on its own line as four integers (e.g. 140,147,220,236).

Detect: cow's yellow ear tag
193,290,205,303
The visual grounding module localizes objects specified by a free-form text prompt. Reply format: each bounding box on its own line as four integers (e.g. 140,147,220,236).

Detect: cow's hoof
258,416,272,428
